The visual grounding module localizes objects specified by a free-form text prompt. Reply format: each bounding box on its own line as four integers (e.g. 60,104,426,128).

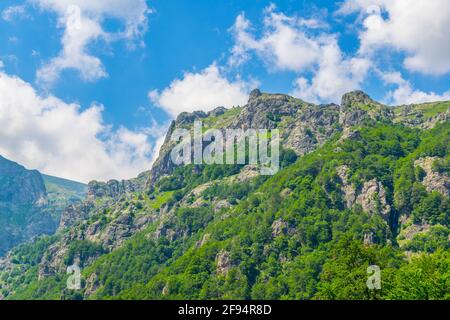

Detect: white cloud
32,0,151,84
0,71,162,183
291,37,370,103
380,71,450,105
229,6,327,72
37,8,106,83
230,6,369,104
338,0,450,75
149,64,255,117
1,5,27,21
0,60,4,69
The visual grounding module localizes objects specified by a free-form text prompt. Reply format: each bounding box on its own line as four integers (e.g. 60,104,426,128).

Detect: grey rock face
339,90,394,127
337,166,391,220
336,165,356,208
341,90,374,109
271,219,288,237
0,156,55,255
0,156,47,204
355,179,391,219
216,249,233,276
414,157,450,197
363,232,375,246
393,103,450,129
248,88,262,102
87,179,139,200
148,90,401,184
59,202,94,230
232,92,300,130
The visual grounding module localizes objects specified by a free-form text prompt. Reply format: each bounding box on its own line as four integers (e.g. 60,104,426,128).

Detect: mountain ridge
0,90,449,300
0,155,87,256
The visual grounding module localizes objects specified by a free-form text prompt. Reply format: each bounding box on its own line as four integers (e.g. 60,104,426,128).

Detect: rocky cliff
0,156,47,205
149,90,449,182
0,156,86,256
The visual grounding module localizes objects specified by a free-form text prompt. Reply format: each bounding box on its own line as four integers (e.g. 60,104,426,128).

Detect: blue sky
0,0,449,182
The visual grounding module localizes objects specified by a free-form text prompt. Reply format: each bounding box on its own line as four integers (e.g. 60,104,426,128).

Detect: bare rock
196,233,211,248
355,179,391,218
271,219,288,237
337,165,356,208
414,157,450,197
216,250,233,277
338,128,361,143
398,222,431,248
162,283,170,296
214,200,231,212
363,232,374,246
84,273,99,297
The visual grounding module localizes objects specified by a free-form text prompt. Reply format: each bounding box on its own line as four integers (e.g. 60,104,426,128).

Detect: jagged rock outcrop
59,202,94,230
355,179,391,219
398,222,431,247
84,273,100,297
216,250,233,276
414,157,450,197
0,156,47,205
0,156,54,255
337,165,356,208
271,219,288,237
393,102,450,129
148,90,403,184
338,128,361,143
363,232,374,246
340,91,393,127
87,179,140,200
196,233,211,248
337,167,391,220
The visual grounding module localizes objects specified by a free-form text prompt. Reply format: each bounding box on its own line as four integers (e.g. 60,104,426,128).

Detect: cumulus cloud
149,64,255,117
338,0,450,75
380,71,450,105
31,0,151,84
229,6,326,71
0,71,161,183
291,37,370,103
230,6,369,104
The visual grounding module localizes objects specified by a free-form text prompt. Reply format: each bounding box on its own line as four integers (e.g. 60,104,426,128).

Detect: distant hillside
0,156,53,256
0,157,86,256
43,174,87,208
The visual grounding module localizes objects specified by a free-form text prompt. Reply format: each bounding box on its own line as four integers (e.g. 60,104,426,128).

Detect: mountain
42,174,87,210
0,91,449,300
0,156,87,257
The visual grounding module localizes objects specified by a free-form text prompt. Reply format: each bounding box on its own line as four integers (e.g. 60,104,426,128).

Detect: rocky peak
148,90,448,189
0,155,54,256
341,90,375,109
339,90,393,127
248,88,262,102
0,155,26,175
175,110,207,126
0,155,47,204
